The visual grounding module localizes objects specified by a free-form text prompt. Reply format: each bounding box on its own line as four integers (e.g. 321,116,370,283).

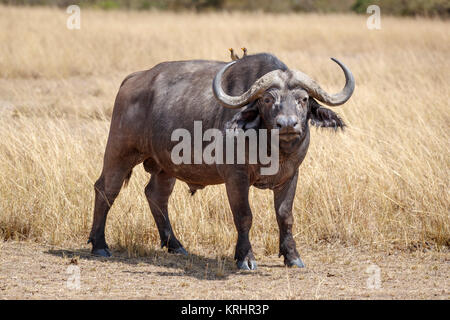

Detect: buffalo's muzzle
276,115,301,137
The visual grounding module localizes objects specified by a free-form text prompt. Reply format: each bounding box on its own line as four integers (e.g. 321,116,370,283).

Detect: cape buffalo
88,53,355,269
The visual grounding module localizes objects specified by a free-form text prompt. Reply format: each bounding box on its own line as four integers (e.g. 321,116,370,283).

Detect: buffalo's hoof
237,259,257,270
92,248,111,257
286,257,305,268
169,247,188,256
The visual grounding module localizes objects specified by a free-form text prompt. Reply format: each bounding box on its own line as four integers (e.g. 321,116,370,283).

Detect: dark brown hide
88,53,354,269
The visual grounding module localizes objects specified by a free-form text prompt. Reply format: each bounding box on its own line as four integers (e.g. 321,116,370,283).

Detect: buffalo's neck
252,128,310,190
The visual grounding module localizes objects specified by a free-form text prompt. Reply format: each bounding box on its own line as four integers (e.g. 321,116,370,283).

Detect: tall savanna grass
0,6,448,257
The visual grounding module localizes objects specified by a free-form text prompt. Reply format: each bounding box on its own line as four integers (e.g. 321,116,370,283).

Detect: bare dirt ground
0,241,448,300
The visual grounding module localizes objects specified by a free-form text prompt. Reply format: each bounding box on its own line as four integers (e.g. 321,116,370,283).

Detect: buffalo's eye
298,96,308,104
263,96,273,104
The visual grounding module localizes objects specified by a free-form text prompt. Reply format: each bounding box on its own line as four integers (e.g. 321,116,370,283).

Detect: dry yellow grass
0,6,449,259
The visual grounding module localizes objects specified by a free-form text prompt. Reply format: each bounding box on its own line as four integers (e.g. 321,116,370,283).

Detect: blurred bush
352,0,449,17
0,0,448,17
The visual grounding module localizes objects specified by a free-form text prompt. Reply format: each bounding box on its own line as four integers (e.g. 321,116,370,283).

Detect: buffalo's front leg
273,170,304,268
145,171,187,255
225,175,256,270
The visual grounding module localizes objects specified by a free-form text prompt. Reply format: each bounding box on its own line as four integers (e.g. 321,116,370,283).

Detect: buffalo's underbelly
163,163,224,186
148,145,224,186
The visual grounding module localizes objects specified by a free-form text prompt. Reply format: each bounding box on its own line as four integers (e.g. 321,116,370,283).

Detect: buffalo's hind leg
144,167,187,255
88,156,136,257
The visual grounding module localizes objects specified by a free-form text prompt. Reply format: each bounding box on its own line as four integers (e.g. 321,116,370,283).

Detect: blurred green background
0,0,449,17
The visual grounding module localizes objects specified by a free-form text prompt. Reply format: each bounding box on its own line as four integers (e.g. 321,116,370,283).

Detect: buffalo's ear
308,98,345,129
225,102,260,131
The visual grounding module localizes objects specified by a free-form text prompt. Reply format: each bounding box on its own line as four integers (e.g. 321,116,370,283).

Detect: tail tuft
123,169,133,187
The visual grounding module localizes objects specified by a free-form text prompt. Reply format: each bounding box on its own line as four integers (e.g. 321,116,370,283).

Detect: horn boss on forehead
212,60,285,109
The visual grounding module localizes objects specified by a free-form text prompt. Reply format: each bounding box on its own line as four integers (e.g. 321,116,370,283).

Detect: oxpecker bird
229,48,239,61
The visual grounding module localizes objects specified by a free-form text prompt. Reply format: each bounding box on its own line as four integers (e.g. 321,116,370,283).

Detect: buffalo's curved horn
291,58,355,106
213,60,284,109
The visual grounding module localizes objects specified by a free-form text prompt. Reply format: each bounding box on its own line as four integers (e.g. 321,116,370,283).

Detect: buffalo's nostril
288,118,298,128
